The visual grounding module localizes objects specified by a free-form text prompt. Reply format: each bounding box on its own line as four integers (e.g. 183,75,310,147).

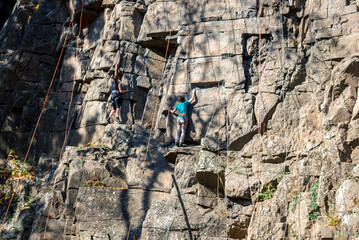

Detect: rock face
1,0,359,239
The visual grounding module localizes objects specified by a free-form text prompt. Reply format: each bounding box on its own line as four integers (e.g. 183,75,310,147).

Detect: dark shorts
111,97,121,110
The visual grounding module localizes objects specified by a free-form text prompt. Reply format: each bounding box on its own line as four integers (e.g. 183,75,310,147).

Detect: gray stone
136,75,151,90
74,188,168,239
22,24,60,55
126,154,172,192
84,78,111,101
336,179,359,217
74,9,99,26
83,11,105,50
103,40,120,52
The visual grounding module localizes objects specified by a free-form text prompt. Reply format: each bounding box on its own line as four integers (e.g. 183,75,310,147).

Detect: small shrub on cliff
2,150,35,179
291,195,299,212
308,181,319,221
76,144,84,150
83,180,108,188
258,172,287,202
326,214,340,227
258,182,277,201
87,142,110,152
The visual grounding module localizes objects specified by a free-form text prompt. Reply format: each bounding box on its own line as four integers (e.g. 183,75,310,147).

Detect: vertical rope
126,1,178,239
279,0,289,239
0,5,76,232
247,2,265,239
185,0,191,95
307,5,354,239
43,0,84,238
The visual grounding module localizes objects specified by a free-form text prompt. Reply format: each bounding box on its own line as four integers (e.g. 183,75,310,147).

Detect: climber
107,64,130,124
169,89,196,147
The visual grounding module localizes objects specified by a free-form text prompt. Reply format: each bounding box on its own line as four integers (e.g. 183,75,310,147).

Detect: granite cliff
0,0,359,239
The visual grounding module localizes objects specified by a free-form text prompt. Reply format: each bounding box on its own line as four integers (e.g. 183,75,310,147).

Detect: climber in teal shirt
169,89,196,147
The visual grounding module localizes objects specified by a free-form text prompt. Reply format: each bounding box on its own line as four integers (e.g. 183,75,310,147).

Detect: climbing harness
177,113,187,125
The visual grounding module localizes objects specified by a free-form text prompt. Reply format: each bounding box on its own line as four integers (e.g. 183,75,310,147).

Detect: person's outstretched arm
114,64,118,78
169,109,177,114
188,89,196,103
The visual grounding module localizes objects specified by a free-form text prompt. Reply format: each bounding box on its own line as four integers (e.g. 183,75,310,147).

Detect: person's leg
175,118,183,146
179,123,188,146
116,108,120,118
175,124,183,145
115,98,121,123
109,110,115,118
108,101,116,123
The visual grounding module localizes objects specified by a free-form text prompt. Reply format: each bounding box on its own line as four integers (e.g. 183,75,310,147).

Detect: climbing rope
164,1,229,235
199,13,228,237
247,1,264,238
223,94,230,239
0,5,76,232
307,1,353,238
222,2,259,237
246,1,288,238
184,0,191,95
164,88,226,239
279,0,289,239
163,155,195,240
43,0,84,238
126,1,178,239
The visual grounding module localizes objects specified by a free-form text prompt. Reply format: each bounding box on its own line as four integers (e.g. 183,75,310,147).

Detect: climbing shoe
178,143,183,147
116,118,120,123
175,142,179,147
107,117,111,123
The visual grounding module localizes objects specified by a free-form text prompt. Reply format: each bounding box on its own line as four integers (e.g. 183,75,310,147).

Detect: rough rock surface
1,0,359,239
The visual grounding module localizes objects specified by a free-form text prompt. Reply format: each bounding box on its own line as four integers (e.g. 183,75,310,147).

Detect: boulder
103,40,120,52
101,123,131,151
174,154,199,189
83,11,106,50
226,160,256,200
70,125,105,146
125,153,173,192
171,55,245,88
79,101,107,127
74,188,169,239
254,92,279,128
228,203,253,239
84,78,110,101
196,150,225,190
114,51,136,73
22,24,60,55
60,47,90,83
336,179,359,217
72,0,103,12
38,109,67,132
142,197,226,239
226,90,256,150
102,0,120,8
178,22,243,58
164,145,200,163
